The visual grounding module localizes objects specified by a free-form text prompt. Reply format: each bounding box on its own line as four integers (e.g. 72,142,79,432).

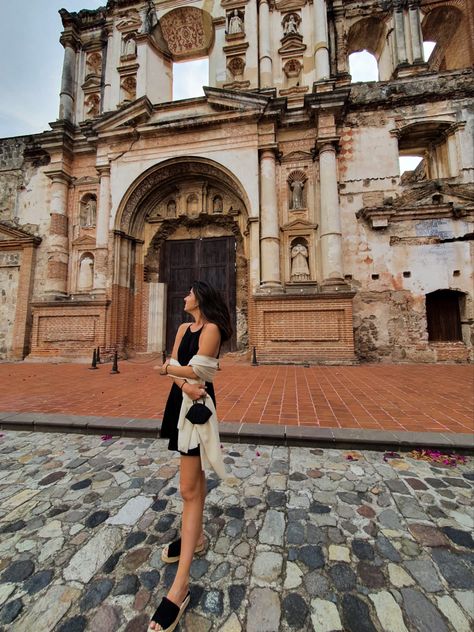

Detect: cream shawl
169,356,227,479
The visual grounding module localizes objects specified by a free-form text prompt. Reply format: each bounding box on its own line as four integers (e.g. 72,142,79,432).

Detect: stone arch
421,3,472,70
347,16,387,81
115,156,251,238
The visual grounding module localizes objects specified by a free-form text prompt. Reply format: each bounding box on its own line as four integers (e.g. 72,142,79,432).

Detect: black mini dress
160,324,216,456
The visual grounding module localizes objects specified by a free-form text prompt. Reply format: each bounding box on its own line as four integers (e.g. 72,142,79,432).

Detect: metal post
89,348,98,370
96,346,101,364
251,346,258,366
110,350,120,374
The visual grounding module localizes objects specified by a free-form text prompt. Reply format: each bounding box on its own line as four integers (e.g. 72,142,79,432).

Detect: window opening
173,58,209,101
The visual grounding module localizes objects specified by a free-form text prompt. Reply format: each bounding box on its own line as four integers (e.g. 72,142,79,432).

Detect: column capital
45,169,73,185
312,138,339,159
96,164,111,178
60,32,81,52
259,146,279,160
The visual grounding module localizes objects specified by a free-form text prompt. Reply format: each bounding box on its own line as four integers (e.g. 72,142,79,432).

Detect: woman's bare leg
149,455,205,630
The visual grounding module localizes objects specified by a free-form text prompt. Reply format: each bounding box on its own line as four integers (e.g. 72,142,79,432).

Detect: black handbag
185,399,212,425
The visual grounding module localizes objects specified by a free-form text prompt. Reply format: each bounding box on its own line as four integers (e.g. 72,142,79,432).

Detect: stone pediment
93,96,154,133
281,150,312,163
278,35,306,58
281,219,317,231
0,221,41,247
356,182,474,229
203,86,273,112
72,234,96,248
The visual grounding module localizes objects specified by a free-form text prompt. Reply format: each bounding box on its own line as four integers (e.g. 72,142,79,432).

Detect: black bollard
251,346,258,366
96,346,101,364
162,350,167,364
110,350,120,374
89,348,98,370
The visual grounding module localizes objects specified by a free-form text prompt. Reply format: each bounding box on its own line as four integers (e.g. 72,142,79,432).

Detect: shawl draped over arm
169,355,227,479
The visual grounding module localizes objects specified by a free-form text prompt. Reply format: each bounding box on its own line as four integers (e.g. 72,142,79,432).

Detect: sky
0,1,433,173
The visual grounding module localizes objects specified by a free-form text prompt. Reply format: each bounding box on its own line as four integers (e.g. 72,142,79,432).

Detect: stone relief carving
283,58,302,78
84,93,100,118
227,9,244,34
86,52,102,77
78,253,94,291
121,75,136,102
79,195,97,227
160,7,213,58
290,241,310,281
227,56,245,78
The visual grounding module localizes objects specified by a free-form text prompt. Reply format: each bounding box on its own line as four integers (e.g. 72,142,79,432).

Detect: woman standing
149,281,232,631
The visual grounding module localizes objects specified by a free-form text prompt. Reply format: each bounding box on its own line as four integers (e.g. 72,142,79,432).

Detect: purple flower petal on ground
101,434,113,441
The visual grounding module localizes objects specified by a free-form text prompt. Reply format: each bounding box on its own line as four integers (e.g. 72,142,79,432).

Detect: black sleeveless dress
160,325,216,456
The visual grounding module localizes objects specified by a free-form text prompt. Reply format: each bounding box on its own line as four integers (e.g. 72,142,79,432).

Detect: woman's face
184,288,199,313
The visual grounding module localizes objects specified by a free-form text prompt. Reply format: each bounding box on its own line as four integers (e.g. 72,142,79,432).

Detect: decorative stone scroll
159,7,214,59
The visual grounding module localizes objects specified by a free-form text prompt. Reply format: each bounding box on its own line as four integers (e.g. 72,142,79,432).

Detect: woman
149,280,232,632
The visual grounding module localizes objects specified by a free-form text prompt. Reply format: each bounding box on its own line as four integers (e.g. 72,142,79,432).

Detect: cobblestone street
0,430,472,631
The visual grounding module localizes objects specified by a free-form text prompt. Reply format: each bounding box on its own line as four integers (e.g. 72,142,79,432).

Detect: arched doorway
112,157,249,356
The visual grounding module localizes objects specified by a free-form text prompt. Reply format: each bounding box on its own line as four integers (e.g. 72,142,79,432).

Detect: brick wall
249,293,356,364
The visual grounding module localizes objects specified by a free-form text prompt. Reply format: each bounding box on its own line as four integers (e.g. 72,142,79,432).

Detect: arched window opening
423,41,436,63
349,51,379,82
426,290,463,342
173,58,209,101
422,7,471,71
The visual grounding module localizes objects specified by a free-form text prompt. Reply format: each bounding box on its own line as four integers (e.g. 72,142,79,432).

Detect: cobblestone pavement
0,430,473,632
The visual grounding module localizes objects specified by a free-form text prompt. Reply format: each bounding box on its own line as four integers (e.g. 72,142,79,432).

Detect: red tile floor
0,359,472,434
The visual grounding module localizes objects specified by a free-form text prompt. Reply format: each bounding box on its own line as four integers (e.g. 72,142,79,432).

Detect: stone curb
1,411,473,453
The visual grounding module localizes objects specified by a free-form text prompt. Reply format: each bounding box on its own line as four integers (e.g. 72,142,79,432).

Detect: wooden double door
162,237,236,353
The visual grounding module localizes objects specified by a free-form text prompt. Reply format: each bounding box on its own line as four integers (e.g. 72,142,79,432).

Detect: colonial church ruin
0,0,472,363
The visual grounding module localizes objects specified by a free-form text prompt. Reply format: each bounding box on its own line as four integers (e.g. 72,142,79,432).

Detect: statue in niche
187,194,199,215
167,199,176,217
290,243,310,281
123,36,137,57
284,14,300,36
228,10,244,35
80,196,97,227
121,75,136,102
213,196,223,213
78,254,94,291
290,180,304,209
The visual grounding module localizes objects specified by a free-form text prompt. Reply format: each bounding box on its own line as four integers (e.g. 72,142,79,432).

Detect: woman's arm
164,323,221,379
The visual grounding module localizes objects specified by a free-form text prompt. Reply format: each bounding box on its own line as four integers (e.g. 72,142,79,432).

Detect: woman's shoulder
202,322,220,334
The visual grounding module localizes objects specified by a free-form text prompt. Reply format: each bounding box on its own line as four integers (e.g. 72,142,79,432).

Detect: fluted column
393,1,408,66
259,149,281,287
314,0,330,81
45,171,71,296
94,165,111,293
59,37,78,122
102,24,114,112
258,0,272,88
318,143,344,284
408,1,424,63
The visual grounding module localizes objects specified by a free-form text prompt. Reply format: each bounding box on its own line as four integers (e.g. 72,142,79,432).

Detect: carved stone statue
124,36,137,57
143,2,158,34
284,14,299,37
167,199,176,217
290,180,304,209
78,255,94,291
80,197,97,227
213,196,223,213
290,243,310,281
121,76,136,102
228,10,244,35
84,94,100,119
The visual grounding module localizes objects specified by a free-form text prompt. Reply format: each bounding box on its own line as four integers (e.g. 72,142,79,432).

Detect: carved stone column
94,165,111,292
45,171,71,297
408,0,424,62
59,36,78,122
318,143,344,285
393,1,408,66
260,149,281,287
102,23,114,112
314,0,330,81
258,0,272,87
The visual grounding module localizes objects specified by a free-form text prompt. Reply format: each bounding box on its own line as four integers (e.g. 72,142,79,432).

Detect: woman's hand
184,382,207,401
155,361,169,376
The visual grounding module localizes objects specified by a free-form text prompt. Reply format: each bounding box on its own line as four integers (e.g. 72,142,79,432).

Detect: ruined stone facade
0,0,473,363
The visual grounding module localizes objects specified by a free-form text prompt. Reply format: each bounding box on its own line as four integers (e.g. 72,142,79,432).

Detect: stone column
94,165,111,293
45,171,71,297
314,0,330,81
258,0,272,88
408,1,424,63
318,143,344,284
259,149,281,287
59,37,78,122
102,24,114,112
393,2,408,66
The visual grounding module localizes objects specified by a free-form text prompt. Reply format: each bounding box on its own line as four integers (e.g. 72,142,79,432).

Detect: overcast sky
0,1,428,154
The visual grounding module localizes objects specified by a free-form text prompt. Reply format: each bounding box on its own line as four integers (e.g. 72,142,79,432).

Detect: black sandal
148,592,190,632
161,537,206,563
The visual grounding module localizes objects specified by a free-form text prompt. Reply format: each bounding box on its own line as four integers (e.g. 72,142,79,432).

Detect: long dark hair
192,280,233,342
